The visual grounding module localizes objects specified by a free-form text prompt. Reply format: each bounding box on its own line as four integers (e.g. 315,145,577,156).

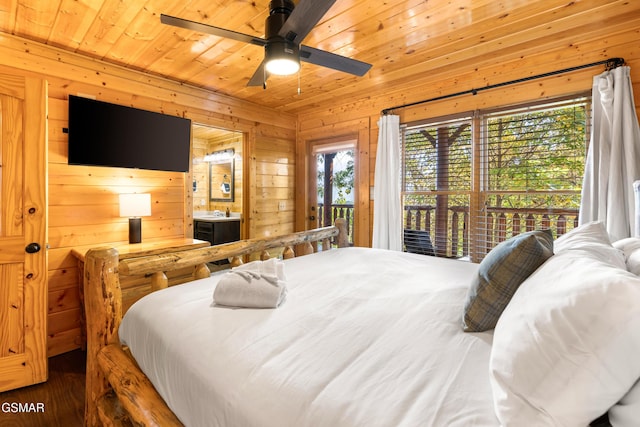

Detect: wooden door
0,74,48,392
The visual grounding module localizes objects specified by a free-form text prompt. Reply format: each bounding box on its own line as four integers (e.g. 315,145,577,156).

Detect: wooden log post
98,345,183,426
282,246,295,259
335,218,349,248
322,238,330,250
557,215,567,236
150,271,168,292
84,248,122,427
513,213,521,236
299,242,314,255
193,263,210,280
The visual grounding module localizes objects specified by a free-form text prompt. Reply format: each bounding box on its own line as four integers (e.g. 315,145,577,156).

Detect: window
402,96,590,261
403,116,472,258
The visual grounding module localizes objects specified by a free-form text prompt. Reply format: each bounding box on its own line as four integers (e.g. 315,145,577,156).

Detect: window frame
401,93,591,261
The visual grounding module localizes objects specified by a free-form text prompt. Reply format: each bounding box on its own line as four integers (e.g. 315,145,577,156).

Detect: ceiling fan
160,0,372,88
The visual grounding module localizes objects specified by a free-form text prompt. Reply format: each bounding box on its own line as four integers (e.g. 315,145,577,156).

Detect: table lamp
119,193,151,244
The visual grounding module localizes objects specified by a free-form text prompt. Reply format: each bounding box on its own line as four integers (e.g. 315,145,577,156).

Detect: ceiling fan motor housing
265,0,299,71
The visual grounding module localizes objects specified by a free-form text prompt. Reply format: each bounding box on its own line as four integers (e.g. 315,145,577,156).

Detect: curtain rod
381,57,625,115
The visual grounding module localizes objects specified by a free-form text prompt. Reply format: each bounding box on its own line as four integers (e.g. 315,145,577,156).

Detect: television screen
67,95,191,172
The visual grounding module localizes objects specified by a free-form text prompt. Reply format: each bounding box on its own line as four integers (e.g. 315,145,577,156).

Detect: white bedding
119,247,498,427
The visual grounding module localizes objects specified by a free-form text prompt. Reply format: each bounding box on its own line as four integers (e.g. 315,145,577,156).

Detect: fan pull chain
297,70,301,95
263,66,267,90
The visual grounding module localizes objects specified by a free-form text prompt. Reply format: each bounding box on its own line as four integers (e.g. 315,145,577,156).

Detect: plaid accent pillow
462,229,554,332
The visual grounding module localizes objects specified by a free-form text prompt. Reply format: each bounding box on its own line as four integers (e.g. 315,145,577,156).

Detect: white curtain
580,66,640,241
373,114,403,250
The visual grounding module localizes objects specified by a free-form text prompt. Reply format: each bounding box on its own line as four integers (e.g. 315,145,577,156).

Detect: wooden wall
0,33,296,357
252,124,297,238
193,136,211,211
297,24,640,245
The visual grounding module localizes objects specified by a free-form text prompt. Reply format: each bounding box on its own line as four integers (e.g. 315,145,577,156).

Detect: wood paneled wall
297,26,640,245
251,124,297,238
193,137,212,211
0,32,296,357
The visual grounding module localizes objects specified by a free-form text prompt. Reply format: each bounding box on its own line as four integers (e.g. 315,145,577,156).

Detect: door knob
25,243,41,254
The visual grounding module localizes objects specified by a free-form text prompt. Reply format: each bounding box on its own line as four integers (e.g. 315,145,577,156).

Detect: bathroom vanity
193,212,241,246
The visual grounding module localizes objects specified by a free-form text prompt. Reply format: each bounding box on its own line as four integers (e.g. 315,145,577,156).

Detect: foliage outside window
402,96,589,261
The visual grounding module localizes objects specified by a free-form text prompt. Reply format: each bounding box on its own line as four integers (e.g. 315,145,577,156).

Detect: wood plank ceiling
0,0,638,115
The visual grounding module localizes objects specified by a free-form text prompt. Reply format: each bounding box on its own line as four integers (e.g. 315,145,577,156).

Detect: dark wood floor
0,349,85,427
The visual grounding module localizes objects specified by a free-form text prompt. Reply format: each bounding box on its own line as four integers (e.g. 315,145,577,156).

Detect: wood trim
297,119,371,246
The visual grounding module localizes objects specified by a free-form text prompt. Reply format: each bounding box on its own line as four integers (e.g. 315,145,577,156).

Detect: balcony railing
316,202,578,260
318,203,354,246
404,204,579,261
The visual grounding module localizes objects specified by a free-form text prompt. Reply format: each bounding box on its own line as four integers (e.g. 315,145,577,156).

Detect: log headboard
83,219,348,426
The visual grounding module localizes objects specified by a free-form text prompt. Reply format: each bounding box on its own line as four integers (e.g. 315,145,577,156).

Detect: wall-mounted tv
67,95,191,172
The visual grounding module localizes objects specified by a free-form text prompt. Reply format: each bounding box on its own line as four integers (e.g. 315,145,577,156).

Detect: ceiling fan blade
278,0,337,44
300,45,371,76
161,14,266,47
247,60,270,87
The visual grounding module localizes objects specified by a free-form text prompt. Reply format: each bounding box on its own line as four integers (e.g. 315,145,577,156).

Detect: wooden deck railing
316,202,578,259
404,204,579,259
318,203,354,245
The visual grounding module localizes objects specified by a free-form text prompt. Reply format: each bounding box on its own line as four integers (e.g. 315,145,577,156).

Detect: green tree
317,150,354,204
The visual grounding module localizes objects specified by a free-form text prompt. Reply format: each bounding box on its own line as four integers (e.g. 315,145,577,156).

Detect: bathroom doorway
192,124,243,216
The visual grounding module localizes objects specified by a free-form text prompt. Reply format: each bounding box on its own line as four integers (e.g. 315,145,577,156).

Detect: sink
194,213,241,222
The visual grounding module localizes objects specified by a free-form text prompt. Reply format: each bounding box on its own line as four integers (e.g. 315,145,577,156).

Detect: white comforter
119,247,498,427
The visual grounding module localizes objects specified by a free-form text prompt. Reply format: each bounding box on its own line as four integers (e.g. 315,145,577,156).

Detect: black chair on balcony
403,229,435,256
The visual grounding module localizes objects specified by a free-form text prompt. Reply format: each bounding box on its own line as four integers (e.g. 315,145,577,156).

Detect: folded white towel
213,258,287,308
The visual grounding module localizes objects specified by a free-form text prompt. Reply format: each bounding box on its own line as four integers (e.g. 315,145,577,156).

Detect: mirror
209,149,235,202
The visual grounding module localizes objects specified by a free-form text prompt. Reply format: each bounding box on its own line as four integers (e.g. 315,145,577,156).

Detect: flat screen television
67,95,191,172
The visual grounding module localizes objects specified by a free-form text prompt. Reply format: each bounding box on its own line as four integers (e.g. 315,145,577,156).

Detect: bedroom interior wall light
119,193,151,244
264,41,300,75
204,149,234,163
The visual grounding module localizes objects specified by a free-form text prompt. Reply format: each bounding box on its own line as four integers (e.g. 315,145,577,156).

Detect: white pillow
609,379,640,427
554,221,626,269
613,237,640,275
490,249,640,426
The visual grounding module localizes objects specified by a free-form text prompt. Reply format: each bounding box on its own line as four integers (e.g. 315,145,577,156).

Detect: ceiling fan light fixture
265,57,300,75
265,41,300,75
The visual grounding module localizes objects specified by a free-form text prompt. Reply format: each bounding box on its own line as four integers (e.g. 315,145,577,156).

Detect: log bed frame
83,219,348,426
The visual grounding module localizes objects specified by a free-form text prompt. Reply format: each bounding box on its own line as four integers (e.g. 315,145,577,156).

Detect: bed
83,218,640,426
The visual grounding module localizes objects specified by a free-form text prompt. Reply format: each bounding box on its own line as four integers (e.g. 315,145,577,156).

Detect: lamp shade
119,193,151,217
264,41,300,75
265,57,300,75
